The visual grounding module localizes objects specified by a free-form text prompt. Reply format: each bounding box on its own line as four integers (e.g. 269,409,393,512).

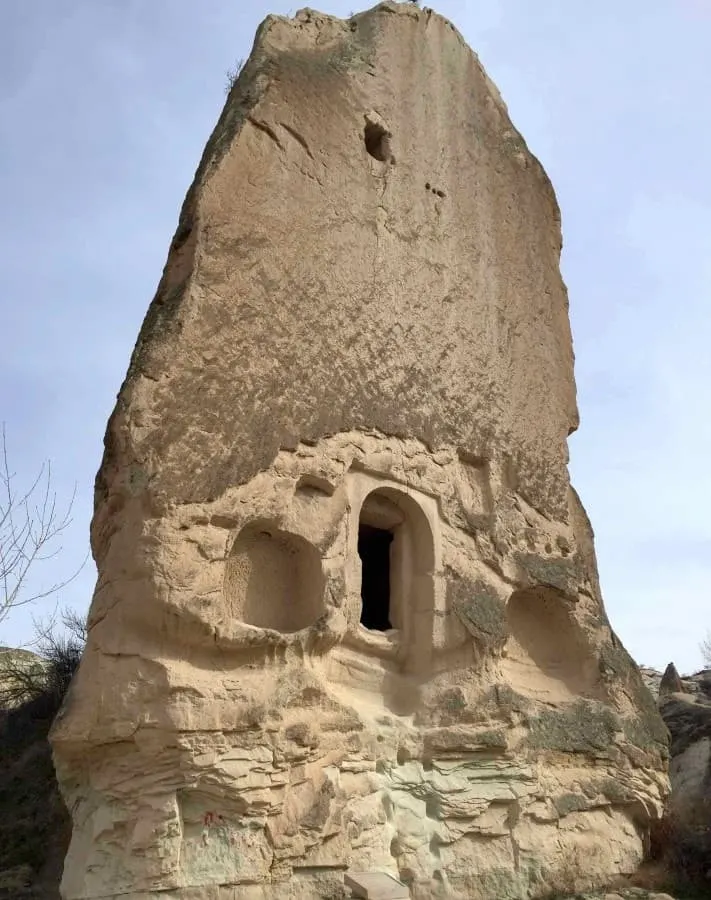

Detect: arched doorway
355,486,436,673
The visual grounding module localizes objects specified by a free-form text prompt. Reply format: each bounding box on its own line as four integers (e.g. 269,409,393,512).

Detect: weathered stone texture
658,664,683,699
659,671,711,824
51,4,668,899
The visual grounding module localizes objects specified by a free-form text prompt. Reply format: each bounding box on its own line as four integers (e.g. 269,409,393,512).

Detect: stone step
345,870,410,899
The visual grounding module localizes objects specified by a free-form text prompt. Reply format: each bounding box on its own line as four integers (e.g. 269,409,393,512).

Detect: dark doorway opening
358,524,393,630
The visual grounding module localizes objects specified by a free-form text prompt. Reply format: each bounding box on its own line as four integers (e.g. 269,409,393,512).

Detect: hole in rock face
358,524,393,630
503,587,602,700
224,522,324,632
364,120,392,162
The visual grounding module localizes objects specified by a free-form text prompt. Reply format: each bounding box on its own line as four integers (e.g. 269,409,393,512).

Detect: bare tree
224,58,245,95
0,606,86,709
701,630,711,668
1,423,79,627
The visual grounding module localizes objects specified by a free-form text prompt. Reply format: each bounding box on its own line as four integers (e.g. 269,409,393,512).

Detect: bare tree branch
224,58,244,94
0,606,86,709
0,423,84,626
701,630,711,668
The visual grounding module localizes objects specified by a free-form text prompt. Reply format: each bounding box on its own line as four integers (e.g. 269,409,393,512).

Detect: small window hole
364,121,392,162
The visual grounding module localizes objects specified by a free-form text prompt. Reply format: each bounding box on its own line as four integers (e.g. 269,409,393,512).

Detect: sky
1,1,709,673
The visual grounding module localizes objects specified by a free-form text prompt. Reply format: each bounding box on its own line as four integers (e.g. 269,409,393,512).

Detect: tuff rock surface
51,4,669,898
638,663,710,829
658,671,711,826
658,665,684,700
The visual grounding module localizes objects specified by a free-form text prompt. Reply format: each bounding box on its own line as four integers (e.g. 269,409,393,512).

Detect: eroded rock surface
638,665,710,828
51,4,669,898
658,665,684,700
659,672,711,825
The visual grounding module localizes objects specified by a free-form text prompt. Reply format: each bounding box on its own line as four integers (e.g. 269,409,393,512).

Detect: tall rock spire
52,5,668,899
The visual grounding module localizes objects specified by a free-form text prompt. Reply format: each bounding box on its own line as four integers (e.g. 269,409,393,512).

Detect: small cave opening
364,120,392,162
224,522,325,632
358,523,393,630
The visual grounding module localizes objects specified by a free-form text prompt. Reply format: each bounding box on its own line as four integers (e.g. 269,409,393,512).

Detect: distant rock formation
0,648,48,709
638,663,710,890
50,3,669,898
640,664,711,702
658,668,711,822
659,663,684,698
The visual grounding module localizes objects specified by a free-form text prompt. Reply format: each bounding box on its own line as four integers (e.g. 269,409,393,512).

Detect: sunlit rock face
50,4,669,898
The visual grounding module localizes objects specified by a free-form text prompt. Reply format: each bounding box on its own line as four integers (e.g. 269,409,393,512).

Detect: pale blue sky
1,1,709,672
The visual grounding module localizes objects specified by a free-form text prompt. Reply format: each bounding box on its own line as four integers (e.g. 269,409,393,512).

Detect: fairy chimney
51,4,669,898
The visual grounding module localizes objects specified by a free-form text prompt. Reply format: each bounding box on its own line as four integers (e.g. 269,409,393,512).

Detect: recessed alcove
364,119,391,161
503,587,602,700
224,522,324,632
363,110,394,164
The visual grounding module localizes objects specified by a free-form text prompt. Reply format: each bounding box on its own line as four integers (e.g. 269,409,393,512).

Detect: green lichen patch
515,551,581,596
489,684,533,723
472,865,526,900
526,701,620,755
597,640,669,763
622,714,669,765
127,276,190,379
448,573,509,650
580,776,636,805
423,725,508,755
553,792,591,817
433,687,468,725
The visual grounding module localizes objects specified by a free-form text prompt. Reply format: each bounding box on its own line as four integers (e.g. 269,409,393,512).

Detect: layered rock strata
51,4,669,898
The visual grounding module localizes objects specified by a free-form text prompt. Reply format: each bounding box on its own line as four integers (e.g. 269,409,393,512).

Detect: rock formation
0,648,48,708
635,665,710,890
658,664,683,699
50,4,669,898
657,670,710,875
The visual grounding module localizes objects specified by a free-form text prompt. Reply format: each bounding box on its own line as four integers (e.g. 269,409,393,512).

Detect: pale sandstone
51,3,669,899
345,871,410,898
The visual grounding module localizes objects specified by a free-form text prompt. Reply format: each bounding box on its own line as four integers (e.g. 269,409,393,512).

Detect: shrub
701,630,711,668
0,609,83,893
649,804,711,896
0,608,85,715
224,58,245,94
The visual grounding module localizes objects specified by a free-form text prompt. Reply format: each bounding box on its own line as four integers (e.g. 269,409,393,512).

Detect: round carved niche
503,587,603,701
224,521,325,633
